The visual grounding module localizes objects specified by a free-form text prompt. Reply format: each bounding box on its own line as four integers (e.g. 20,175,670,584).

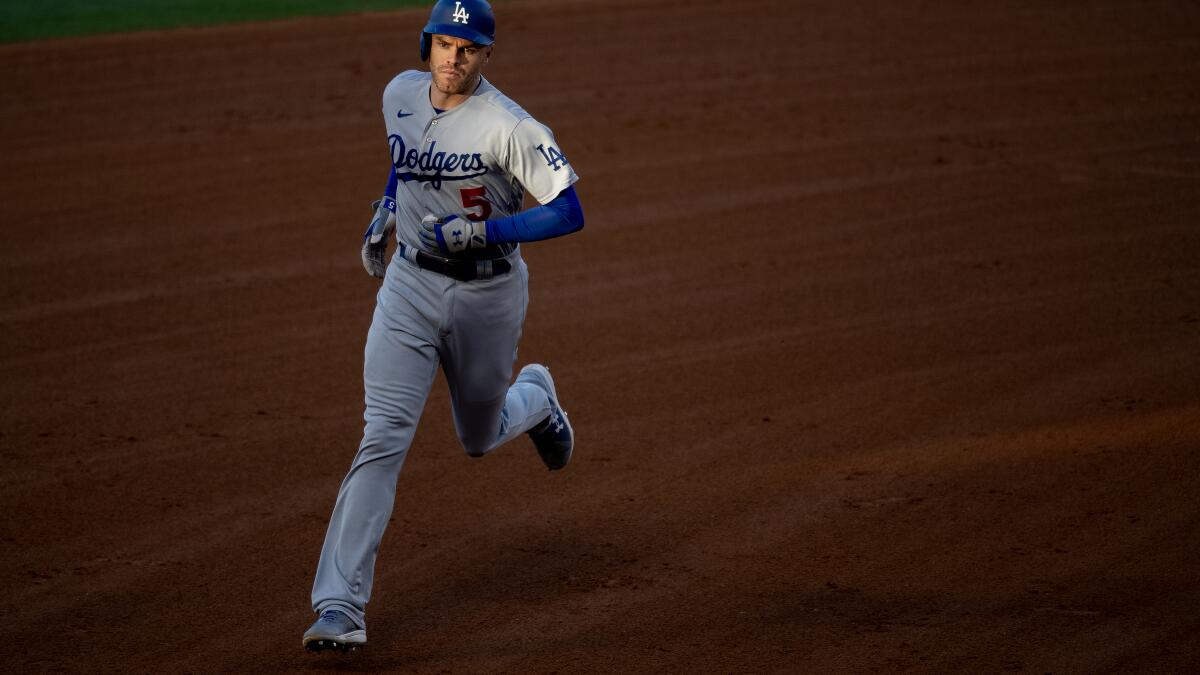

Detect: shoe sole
304,640,364,653
520,364,574,470
303,630,366,653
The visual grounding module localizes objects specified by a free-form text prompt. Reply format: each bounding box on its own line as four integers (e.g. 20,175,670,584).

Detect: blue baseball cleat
303,608,366,652
517,364,574,470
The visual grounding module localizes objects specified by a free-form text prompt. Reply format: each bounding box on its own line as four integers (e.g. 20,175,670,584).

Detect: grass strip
1,0,428,44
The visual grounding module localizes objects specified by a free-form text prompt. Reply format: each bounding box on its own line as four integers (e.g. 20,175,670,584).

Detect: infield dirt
2,0,1199,671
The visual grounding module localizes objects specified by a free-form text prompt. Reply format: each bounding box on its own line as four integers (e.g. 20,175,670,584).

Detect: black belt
398,243,512,282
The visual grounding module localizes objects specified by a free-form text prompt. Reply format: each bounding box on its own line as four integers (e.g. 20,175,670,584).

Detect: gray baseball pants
310,250,551,629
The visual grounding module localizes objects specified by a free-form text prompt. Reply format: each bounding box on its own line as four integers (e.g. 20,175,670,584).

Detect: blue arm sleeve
485,185,584,244
383,166,397,206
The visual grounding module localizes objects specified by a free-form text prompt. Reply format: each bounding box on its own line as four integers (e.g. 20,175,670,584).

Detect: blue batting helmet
420,0,495,62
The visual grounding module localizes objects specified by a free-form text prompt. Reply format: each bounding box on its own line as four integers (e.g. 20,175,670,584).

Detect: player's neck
429,75,482,112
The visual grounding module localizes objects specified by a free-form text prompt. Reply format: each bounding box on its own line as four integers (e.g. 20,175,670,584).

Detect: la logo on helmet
452,1,470,24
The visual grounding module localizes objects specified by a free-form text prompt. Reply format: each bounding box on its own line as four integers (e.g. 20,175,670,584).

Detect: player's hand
362,198,396,278
419,214,487,255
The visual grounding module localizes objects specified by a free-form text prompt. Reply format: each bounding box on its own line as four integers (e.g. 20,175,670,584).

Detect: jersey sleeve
505,117,579,205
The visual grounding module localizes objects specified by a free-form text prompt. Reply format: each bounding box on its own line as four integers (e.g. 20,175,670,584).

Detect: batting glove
361,197,396,278
419,214,487,255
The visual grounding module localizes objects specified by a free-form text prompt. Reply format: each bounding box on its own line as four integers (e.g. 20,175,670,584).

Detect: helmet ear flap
420,32,431,61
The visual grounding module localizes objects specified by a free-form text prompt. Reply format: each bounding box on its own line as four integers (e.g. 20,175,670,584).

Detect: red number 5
459,186,492,222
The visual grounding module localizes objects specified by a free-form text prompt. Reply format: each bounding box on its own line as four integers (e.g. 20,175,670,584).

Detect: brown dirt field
3,0,1200,672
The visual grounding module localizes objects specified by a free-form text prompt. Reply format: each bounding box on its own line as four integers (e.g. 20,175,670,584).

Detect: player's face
429,34,491,99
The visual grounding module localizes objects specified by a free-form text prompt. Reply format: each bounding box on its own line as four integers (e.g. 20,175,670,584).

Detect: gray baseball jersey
383,70,579,258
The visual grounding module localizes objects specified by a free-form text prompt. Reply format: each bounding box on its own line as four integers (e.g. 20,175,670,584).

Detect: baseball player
302,0,584,652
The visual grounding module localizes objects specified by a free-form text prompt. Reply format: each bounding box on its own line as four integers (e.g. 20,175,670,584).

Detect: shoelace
319,609,344,623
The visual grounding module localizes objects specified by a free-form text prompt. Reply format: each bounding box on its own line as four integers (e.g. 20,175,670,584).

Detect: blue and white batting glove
419,214,487,255
361,197,396,278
